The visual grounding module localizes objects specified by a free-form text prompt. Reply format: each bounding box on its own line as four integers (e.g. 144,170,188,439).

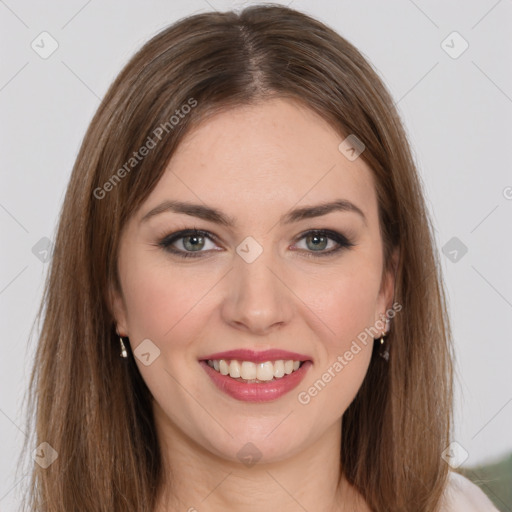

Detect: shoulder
439,471,499,511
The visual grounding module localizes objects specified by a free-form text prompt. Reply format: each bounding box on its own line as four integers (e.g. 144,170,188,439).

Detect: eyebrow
140,199,367,226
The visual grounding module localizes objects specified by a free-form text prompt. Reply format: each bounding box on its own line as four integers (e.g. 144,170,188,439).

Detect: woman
19,4,498,511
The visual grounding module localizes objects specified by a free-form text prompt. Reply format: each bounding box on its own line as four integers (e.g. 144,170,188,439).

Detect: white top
440,472,500,511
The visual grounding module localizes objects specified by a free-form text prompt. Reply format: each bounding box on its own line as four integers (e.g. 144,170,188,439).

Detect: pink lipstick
199,349,312,402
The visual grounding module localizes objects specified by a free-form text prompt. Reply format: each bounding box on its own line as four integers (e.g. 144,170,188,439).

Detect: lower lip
199,360,312,402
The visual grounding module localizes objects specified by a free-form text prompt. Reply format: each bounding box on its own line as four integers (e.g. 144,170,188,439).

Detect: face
111,97,396,465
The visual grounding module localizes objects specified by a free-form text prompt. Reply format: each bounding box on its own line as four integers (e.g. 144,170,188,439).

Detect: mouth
198,349,313,402
203,358,306,383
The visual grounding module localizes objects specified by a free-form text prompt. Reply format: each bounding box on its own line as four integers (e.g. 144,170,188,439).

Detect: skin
111,97,398,512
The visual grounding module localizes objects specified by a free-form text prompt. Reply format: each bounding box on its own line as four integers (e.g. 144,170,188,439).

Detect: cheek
301,257,383,349
293,256,381,411
296,274,377,415
119,254,200,343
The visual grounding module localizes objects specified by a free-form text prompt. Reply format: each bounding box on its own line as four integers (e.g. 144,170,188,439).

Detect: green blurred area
459,452,512,511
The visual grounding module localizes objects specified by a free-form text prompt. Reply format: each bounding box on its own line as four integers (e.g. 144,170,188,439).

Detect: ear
108,281,129,337
375,246,399,324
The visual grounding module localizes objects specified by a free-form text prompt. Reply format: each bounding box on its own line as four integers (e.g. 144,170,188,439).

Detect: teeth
206,359,304,381
219,360,229,375
273,360,285,378
256,361,274,381
229,360,241,378
241,361,257,380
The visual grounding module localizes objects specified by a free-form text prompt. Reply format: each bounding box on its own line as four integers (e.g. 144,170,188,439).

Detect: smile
206,358,302,382
198,348,312,402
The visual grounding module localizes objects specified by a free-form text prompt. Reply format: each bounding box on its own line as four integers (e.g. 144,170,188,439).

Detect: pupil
184,235,204,251
308,234,327,251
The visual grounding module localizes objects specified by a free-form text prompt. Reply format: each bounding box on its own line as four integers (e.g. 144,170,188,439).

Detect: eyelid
157,228,220,253
292,228,350,244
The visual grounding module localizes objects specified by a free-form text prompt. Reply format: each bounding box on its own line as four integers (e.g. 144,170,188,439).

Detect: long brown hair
18,4,453,511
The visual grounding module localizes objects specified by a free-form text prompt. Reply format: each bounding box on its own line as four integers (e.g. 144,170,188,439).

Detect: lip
199,348,312,363
199,359,313,402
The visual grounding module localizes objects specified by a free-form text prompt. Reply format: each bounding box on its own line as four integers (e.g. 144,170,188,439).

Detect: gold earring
119,336,128,358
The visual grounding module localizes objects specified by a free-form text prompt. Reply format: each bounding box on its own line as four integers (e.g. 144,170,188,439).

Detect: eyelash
156,228,355,259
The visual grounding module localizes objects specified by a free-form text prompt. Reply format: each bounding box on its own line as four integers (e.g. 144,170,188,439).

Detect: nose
220,246,294,336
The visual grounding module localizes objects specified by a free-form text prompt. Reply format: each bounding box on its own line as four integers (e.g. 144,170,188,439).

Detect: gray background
1,0,511,509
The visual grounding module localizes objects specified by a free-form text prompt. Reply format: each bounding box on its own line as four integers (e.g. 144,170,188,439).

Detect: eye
292,229,355,257
157,228,355,259
158,229,220,258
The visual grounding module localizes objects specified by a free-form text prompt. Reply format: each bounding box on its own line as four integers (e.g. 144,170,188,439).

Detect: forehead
141,98,378,225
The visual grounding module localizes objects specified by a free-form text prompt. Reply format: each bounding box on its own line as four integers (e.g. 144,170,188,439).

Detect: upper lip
199,349,312,363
